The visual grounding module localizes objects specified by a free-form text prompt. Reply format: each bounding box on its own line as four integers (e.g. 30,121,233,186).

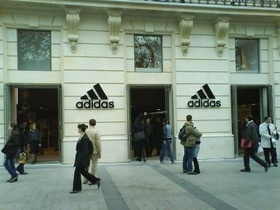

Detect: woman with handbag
70,123,101,194
240,114,268,172
1,123,20,182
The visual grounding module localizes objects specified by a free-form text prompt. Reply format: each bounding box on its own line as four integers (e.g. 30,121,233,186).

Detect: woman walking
1,123,20,182
70,123,101,194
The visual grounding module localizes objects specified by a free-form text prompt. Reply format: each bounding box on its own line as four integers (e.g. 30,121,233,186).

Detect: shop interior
130,86,168,160
16,88,60,163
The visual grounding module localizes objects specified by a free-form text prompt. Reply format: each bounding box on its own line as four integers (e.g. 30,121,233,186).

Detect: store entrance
129,86,171,161
8,86,61,163
231,86,272,156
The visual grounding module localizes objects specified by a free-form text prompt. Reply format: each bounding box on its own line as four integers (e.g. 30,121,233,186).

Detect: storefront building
1,0,280,164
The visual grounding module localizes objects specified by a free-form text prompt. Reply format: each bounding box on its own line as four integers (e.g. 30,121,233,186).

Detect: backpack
178,125,188,141
88,140,94,154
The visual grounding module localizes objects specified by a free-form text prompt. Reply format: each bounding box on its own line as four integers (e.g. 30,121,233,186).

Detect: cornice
1,0,279,22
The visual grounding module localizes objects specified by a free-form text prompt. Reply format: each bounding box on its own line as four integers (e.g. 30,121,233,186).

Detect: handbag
241,138,252,148
275,132,279,140
133,131,145,142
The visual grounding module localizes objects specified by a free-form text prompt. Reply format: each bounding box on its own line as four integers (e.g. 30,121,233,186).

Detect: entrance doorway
231,86,272,156
129,86,172,160
6,86,61,163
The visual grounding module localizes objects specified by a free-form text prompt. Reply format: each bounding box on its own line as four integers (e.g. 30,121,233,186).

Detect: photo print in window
18,30,51,71
235,39,259,72
134,35,162,72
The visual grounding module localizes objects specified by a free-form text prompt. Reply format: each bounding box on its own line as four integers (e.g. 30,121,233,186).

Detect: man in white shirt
259,116,278,167
83,119,102,184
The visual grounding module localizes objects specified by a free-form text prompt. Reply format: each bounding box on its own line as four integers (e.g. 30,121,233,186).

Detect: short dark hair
163,119,168,124
246,114,254,121
186,115,192,121
89,119,96,126
263,116,270,121
9,122,18,135
77,123,88,132
9,122,18,131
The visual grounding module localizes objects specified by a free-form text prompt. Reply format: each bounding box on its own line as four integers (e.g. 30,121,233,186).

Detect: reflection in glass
235,39,259,72
18,30,51,71
134,35,162,72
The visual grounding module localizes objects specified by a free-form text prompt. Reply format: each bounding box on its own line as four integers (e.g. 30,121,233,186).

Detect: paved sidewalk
0,158,279,210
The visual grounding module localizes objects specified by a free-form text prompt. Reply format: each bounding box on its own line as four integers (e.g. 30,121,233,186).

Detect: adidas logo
76,83,114,109
187,84,221,108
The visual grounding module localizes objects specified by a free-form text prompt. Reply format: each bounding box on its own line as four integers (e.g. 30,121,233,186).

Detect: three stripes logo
76,83,114,109
187,84,221,108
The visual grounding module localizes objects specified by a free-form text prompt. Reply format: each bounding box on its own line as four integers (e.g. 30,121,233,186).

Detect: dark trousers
135,141,145,160
263,148,277,164
16,163,25,173
243,148,266,170
72,166,100,191
193,157,200,173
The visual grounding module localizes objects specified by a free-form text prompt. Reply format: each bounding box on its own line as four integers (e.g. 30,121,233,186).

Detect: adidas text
76,100,114,109
187,99,221,108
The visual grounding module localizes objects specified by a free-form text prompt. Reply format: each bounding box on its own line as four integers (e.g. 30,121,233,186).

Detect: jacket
28,129,41,143
181,121,202,147
1,133,19,159
163,124,172,140
86,126,101,157
74,133,91,167
259,122,276,148
243,120,259,149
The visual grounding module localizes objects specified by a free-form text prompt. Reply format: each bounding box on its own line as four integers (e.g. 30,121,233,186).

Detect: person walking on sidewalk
159,119,174,164
70,123,101,194
83,119,102,184
1,123,20,182
240,114,269,172
259,116,278,167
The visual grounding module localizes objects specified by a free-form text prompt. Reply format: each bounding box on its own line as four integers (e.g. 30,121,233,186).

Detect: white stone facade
0,0,280,164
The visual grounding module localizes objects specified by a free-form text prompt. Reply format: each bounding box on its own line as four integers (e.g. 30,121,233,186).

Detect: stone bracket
215,17,230,57
66,8,81,54
107,11,122,54
179,15,194,56
277,23,280,55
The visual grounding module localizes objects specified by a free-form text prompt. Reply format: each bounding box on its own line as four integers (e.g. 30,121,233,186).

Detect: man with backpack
180,115,202,175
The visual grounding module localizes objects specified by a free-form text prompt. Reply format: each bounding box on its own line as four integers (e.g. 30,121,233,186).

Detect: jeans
183,147,188,171
183,146,195,172
194,144,200,158
4,158,17,176
159,139,174,162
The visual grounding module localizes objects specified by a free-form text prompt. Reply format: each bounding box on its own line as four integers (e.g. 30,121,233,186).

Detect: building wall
1,2,280,164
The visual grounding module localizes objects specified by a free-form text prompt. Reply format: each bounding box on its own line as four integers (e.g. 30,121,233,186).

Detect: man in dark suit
240,114,269,172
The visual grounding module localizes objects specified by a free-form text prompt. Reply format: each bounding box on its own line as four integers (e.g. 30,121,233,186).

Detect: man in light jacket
83,119,102,184
259,116,278,167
